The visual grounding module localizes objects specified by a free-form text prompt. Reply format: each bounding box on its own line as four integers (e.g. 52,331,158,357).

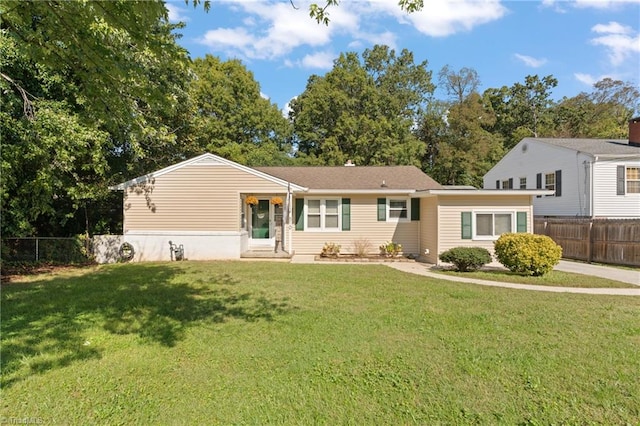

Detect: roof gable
110,153,306,191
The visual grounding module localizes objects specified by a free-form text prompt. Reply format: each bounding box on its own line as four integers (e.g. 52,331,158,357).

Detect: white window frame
626,166,640,194
544,172,555,196
472,211,515,240
519,177,527,189
305,198,341,231
387,198,410,222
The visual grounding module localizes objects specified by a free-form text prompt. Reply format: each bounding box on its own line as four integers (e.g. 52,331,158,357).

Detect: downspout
287,183,293,255
590,156,597,219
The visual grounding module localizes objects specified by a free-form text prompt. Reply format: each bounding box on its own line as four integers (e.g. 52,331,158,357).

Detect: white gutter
301,189,416,195
414,189,554,197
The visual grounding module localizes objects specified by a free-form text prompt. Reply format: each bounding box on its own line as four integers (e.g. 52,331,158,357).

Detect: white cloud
165,3,190,22
574,72,598,86
514,53,548,68
574,72,619,86
197,1,356,60
592,21,633,34
301,51,337,69
590,21,640,66
365,0,507,37
573,0,640,9
196,0,507,61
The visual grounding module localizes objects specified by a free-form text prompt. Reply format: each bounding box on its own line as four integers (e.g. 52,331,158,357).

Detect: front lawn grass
434,268,638,288
2,261,639,424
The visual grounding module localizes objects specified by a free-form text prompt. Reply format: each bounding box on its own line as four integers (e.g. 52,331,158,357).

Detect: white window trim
386,197,410,222
519,177,527,190
626,166,640,194
544,172,555,196
472,211,515,241
305,198,341,232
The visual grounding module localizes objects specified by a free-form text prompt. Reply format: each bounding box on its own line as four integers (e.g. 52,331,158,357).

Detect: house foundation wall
122,231,245,262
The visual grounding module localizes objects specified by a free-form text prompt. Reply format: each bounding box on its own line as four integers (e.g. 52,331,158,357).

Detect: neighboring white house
483,132,640,218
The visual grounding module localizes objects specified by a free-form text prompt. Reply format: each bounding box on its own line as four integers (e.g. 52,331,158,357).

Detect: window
474,212,513,239
627,167,640,193
545,172,555,192
519,177,527,189
305,198,340,231
501,180,510,189
389,199,408,220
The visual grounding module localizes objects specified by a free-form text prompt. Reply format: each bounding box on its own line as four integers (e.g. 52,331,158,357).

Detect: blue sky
166,0,640,112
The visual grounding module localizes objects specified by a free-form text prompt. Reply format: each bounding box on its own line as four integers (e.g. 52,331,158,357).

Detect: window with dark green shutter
342,198,351,231
377,198,386,221
517,212,527,232
555,170,562,197
295,198,304,230
461,212,472,239
411,198,420,221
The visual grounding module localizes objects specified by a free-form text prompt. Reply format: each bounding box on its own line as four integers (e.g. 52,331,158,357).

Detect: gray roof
254,166,443,191
531,138,640,156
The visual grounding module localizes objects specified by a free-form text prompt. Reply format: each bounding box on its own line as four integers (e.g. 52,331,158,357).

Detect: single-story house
109,153,550,263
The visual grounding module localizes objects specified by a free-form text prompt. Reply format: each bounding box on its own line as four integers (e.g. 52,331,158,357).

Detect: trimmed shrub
494,233,562,276
439,247,492,272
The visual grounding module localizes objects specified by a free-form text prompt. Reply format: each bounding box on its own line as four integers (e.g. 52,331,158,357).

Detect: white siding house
483,137,640,218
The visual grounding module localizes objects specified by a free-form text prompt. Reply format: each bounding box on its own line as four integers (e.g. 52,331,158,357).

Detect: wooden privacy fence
534,218,640,267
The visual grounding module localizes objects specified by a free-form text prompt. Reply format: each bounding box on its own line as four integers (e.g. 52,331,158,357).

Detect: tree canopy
290,45,433,166
1,0,638,238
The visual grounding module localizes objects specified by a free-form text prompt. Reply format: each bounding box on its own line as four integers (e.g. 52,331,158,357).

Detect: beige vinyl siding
436,194,533,259
291,195,420,255
124,164,286,232
420,197,439,263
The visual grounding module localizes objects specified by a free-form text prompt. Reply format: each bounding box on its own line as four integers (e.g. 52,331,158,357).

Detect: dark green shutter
496,180,500,189
516,212,527,233
295,198,304,230
617,165,625,195
342,198,351,231
508,178,513,189
555,170,562,197
411,198,420,221
536,173,542,198
461,212,472,239
377,198,386,221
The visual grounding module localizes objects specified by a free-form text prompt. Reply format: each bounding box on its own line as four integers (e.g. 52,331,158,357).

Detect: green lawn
2,261,639,424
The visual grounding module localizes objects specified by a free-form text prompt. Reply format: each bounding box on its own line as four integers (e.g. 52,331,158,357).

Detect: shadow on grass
1,263,291,388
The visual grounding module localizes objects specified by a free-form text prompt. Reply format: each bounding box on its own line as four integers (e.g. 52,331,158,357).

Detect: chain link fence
1,237,91,263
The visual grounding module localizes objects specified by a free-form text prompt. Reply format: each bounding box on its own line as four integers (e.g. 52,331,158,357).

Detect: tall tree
484,75,558,149
188,55,293,166
1,0,190,236
290,45,433,166
438,65,480,104
551,78,639,139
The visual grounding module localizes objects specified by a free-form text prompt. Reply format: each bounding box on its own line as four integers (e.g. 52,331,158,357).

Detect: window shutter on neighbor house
496,180,500,189
411,198,420,221
517,212,527,232
377,198,386,221
461,212,472,239
509,178,513,189
342,198,351,231
536,173,542,198
555,170,562,197
617,165,625,195
295,198,304,230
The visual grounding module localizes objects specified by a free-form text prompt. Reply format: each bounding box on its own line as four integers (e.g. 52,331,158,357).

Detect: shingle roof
254,166,443,191
532,138,640,156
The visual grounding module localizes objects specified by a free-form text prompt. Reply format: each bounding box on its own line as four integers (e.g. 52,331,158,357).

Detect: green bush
494,233,562,276
439,247,492,272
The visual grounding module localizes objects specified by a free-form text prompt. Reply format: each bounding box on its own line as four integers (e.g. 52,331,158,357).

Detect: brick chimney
629,117,640,147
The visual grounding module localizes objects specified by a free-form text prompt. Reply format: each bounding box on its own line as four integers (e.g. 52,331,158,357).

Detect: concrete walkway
291,255,639,295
